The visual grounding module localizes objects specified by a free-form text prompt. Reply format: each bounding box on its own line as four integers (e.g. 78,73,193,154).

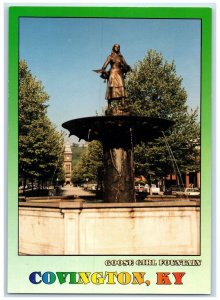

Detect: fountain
62,44,173,203
19,45,200,255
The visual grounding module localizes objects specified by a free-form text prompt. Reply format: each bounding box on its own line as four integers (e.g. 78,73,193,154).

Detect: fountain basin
62,115,173,148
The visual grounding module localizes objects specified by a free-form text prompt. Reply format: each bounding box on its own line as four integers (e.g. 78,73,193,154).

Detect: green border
8,6,212,294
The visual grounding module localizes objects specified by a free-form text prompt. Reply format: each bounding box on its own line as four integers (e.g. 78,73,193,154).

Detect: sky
19,17,201,143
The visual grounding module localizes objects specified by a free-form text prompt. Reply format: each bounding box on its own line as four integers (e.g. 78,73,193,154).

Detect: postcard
8,5,212,295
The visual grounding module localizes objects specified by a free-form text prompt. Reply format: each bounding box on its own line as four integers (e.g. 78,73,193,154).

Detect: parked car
19,185,28,190
176,188,200,197
164,186,184,195
150,184,160,195
135,184,146,193
143,184,160,195
135,185,147,201
135,183,160,195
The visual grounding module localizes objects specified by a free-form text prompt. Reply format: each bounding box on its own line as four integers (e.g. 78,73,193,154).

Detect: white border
1,1,219,299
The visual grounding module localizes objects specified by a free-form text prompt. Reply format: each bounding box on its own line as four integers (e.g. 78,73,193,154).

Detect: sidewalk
61,185,93,197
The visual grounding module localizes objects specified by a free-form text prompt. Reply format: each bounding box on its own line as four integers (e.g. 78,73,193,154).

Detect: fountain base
19,199,200,255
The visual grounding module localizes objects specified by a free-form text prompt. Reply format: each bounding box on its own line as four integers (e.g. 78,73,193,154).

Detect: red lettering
172,272,185,285
156,272,172,285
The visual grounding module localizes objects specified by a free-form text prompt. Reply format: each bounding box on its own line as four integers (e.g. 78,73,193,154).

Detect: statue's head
112,44,120,53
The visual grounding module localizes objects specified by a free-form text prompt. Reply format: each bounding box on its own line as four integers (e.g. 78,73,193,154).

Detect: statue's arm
102,55,111,70
121,56,131,72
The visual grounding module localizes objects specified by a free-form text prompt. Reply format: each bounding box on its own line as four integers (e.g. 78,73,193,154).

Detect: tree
125,50,200,184
19,60,65,190
71,141,103,189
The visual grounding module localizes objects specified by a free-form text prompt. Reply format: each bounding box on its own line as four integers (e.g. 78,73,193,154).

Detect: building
165,171,200,189
64,141,72,185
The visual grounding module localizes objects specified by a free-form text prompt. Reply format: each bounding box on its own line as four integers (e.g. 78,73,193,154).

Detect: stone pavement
61,185,93,197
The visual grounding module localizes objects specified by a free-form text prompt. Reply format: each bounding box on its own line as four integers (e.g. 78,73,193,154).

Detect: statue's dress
102,53,130,100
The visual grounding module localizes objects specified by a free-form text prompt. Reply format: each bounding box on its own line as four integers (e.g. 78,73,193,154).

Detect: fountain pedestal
103,147,135,202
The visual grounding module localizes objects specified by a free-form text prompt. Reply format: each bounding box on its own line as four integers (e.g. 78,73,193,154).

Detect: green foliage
126,49,187,118
71,141,103,186
19,60,65,188
125,50,200,181
71,145,87,168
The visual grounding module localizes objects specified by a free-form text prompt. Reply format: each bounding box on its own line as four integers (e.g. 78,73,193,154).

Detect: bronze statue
94,44,131,108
